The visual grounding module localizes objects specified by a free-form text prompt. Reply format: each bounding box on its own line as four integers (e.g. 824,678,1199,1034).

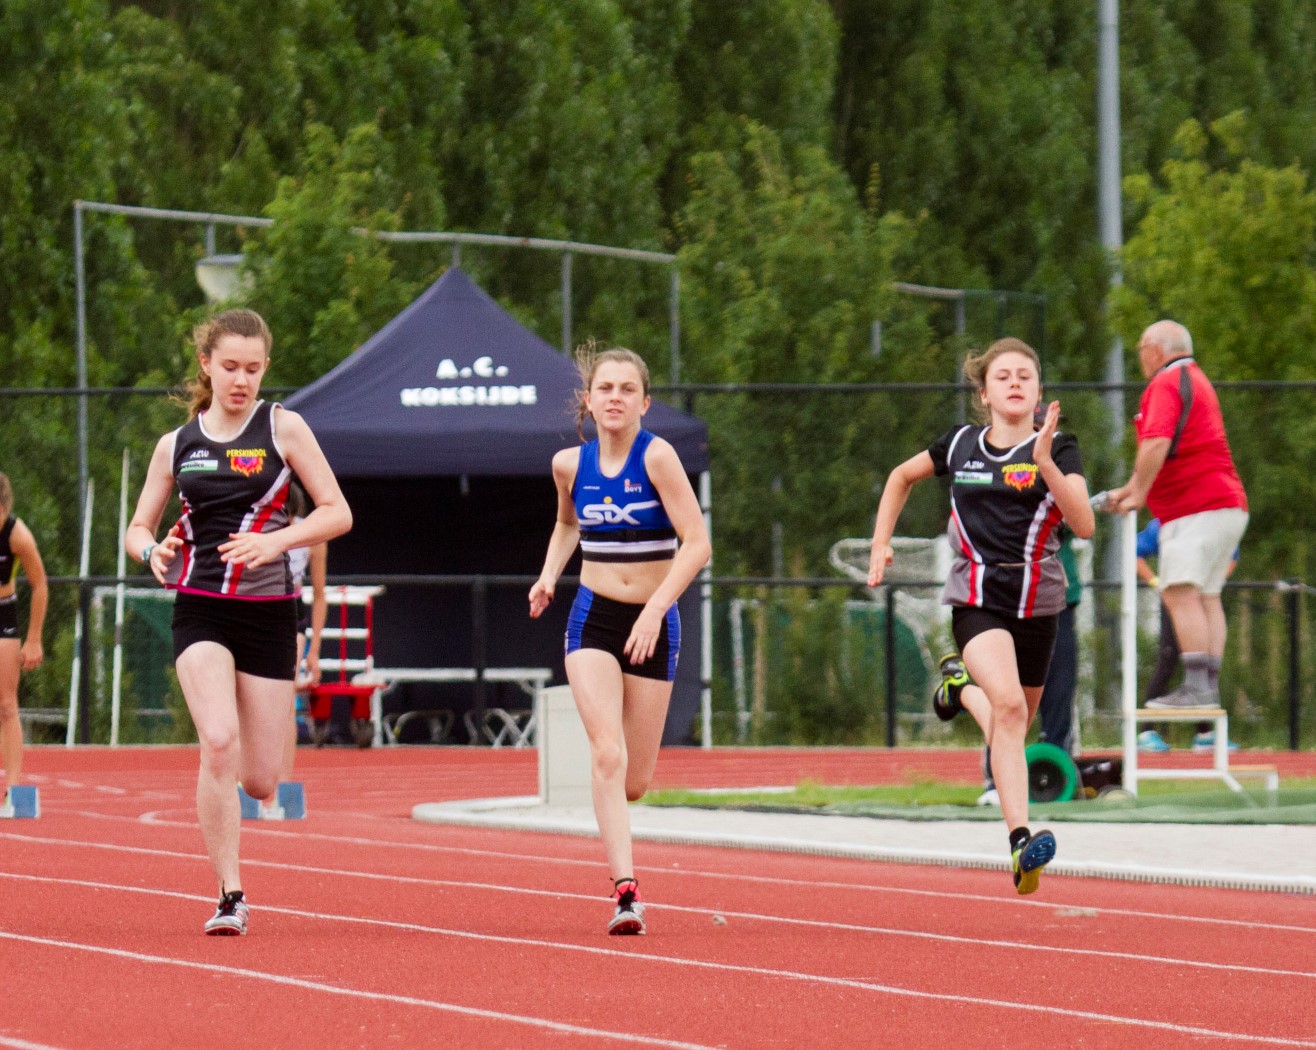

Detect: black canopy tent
285,267,710,744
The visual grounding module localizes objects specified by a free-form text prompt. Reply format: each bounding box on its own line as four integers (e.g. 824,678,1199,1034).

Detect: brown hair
962,337,1042,423
572,339,650,440
0,472,11,515
183,309,273,419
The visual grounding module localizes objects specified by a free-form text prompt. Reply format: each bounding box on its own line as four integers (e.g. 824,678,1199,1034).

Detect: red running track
1,746,1313,1049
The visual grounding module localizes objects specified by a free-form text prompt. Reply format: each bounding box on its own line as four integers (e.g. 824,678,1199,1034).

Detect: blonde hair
183,309,273,419
962,337,1042,423
0,473,11,515
572,340,650,440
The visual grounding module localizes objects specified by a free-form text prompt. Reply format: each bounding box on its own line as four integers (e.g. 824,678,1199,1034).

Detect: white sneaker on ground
975,788,1000,807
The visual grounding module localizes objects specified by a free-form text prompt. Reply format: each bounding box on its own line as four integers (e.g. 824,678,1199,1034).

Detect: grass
641,777,1316,825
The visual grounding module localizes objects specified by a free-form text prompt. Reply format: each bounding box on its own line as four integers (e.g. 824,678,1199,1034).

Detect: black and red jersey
928,425,1084,618
0,515,18,587
164,400,294,599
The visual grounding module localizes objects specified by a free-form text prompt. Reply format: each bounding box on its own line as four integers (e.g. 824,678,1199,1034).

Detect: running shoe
0,791,12,820
1011,829,1057,896
608,879,645,936
1137,729,1171,753
932,654,969,722
1192,731,1239,753
204,890,249,936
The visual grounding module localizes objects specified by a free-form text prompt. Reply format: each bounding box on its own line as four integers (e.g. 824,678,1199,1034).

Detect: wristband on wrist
142,543,156,564
1148,574,1159,589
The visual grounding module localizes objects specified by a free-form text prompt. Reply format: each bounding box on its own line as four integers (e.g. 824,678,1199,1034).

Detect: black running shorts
172,591,299,681
951,605,1058,688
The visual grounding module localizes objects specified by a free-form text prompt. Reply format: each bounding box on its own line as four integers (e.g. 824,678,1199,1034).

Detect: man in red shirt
1108,320,1248,708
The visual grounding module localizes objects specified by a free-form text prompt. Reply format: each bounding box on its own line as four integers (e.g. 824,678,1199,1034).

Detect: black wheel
1025,742,1079,803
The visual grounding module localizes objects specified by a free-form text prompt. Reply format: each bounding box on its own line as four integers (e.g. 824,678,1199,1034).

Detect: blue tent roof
285,267,708,476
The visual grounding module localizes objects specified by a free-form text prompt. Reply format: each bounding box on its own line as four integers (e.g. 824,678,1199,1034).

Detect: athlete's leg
235,673,295,803
566,648,633,881
620,674,673,801
0,640,21,791
175,642,242,895
961,628,1031,831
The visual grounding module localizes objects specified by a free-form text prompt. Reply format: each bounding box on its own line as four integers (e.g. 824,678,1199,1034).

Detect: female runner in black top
868,338,1094,894
0,473,47,816
125,309,351,934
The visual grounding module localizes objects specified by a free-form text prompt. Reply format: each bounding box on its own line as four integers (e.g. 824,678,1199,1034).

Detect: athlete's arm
622,438,710,664
126,432,182,585
530,448,582,619
868,451,936,586
221,407,352,568
11,520,46,671
306,541,328,685
1033,404,1095,537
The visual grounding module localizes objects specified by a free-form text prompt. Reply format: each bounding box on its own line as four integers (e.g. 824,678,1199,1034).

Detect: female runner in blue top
125,309,351,934
530,345,710,934
868,338,1094,894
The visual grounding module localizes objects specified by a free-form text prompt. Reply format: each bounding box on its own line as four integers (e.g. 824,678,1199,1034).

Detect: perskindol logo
1001,462,1040,491
580,497,659,526
227,448,266,477
401,355,537,408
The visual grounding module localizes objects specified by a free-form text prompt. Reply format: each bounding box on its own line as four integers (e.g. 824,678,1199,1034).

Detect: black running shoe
1012,829,1057,895
933,654,969,722
608,878,645,935
204,890,249,935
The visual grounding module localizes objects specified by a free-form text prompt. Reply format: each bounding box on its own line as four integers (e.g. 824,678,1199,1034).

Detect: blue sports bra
572,430,677,563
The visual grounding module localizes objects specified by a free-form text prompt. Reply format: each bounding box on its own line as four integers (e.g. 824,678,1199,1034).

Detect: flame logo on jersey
227,448,267,477
1001,462,1039,491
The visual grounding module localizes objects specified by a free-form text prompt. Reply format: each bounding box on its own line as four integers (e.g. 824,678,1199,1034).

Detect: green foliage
246,122,420,381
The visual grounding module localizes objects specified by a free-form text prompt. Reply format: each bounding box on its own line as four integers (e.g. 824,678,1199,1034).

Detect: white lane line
0,883,1310,1049
0,1037,71,1050
0,929,715,1050
2,858,1312,984
27,816,1316,938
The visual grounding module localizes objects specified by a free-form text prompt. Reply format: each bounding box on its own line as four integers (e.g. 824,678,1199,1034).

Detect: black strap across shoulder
1166,364,1194,460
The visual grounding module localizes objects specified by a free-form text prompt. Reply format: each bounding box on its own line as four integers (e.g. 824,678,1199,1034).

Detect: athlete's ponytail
572,340,650,440
182,309,273,419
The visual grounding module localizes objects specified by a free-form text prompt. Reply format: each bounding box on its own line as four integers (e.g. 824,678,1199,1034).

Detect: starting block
237,781,306,821
1,785,40,819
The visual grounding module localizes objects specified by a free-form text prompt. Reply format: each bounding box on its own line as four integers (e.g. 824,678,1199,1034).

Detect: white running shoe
204,891,249,936
608,879,645,935
975,788,1000,807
